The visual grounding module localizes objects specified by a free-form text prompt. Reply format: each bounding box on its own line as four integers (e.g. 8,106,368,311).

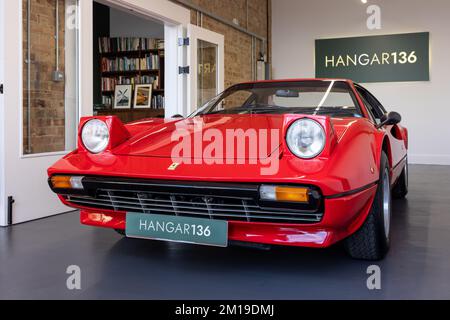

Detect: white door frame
187,24,225,115
0,0,6,226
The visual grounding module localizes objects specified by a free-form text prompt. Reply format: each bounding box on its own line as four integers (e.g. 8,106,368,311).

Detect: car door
356,86,407,175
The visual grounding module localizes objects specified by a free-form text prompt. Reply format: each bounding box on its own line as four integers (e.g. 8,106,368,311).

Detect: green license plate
126,213,228,247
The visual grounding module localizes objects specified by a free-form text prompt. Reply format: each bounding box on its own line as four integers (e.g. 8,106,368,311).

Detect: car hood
114,114,285,160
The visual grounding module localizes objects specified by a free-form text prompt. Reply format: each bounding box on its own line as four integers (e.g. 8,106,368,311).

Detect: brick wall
23,0,66,154
173,0,271,88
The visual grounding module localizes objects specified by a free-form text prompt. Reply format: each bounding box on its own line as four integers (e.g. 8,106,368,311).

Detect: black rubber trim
324,181,379,200
393,155,408,170
82,176,260,199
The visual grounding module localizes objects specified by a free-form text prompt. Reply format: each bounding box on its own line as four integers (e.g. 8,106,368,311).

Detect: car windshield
192,80,363,118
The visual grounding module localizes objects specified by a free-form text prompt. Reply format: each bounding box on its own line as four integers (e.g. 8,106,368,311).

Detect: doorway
92,2,167,122
92,0,225,120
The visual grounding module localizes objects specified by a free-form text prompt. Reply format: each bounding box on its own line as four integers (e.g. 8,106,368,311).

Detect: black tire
344,152,391,261
115,229,126,236
393,159,408,199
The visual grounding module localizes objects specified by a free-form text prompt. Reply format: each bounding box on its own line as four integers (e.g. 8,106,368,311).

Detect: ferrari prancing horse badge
168,163,181,171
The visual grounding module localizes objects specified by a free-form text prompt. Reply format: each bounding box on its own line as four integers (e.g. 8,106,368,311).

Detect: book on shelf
98,37,165,111
139,54,160,70
101,95,113,108
152,95,165,110
156,39,165,50
101,75,160,93
101,94,165,111
99,37,164,53
101,54,160,72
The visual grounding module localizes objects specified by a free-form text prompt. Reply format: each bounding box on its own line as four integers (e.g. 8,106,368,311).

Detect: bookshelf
96,37,165,122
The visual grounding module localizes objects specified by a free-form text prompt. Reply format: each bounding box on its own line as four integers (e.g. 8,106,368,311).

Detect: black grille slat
66,187,323,224
170,196,180,216
96,194,317,213
68,197,320,222
136,193,150,214
98,194,260,208
95,187,255,201
242,200,251,222
69,196,319,217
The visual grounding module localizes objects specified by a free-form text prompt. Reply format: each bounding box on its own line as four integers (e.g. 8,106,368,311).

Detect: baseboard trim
409,154,450,166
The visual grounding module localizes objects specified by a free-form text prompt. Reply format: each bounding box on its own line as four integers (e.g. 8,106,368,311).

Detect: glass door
187,24,224,114
1,0,79,225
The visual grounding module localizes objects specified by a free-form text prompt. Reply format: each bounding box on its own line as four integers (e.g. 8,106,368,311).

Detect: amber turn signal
50,176,84,190
51,176,72,189
260,185,310,203
275,186,310,203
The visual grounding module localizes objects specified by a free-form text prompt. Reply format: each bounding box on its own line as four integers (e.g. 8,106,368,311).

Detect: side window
358,93,377,123
365,90,386,118
357,88,381,124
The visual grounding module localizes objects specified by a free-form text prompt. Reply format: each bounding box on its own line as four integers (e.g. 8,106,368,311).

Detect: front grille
65,186,323,224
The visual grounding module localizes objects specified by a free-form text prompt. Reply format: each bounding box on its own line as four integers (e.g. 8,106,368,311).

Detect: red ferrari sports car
48,79,408,260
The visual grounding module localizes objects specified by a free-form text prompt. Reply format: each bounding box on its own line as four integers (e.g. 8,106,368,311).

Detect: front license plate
126,213,228,247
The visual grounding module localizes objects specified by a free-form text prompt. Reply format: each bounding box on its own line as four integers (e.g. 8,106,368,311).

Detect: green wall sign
315,32,430,83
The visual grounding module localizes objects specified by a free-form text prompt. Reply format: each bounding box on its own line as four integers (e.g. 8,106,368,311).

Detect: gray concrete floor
1,165,450,300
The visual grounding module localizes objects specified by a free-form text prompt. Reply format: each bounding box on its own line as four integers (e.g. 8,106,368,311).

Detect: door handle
0,84,3,94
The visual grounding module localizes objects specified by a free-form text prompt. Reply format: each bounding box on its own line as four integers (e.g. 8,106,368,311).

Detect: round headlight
81,119,110,154
286,118,326,159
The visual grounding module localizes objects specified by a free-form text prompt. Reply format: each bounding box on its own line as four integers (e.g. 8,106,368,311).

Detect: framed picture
134,84,153,109
114,85,132,109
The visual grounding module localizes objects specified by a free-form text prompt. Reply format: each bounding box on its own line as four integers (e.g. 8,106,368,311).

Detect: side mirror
376,111,401,129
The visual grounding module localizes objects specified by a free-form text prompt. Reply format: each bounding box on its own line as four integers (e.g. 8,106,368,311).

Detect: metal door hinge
179,66,190,74
178,37,190,46
0,84,3,94
7,196,15,226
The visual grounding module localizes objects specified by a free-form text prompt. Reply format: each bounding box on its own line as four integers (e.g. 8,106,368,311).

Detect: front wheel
345,152,391,261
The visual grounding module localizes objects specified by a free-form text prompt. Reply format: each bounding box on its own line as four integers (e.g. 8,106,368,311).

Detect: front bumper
74,182,376,248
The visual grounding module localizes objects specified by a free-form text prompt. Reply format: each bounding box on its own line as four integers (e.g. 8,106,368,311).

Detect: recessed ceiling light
361,0,368,3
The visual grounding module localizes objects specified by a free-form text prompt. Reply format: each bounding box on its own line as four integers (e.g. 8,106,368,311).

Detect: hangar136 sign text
315,32,430,83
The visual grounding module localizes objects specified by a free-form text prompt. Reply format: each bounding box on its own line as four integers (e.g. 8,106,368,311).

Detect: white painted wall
110,7,164,38
272,0,450,165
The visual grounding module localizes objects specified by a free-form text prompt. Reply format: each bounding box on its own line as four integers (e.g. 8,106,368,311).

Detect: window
358,91,377,123
194,81,363,118
22,0,79,155
356,85,386,124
